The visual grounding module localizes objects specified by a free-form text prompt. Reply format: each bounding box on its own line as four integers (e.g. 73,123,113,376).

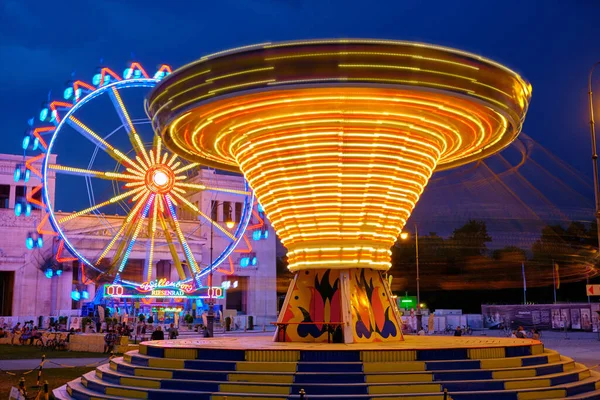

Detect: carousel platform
54,335,600,400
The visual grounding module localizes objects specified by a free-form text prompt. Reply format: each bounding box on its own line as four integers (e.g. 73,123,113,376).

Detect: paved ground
0,357,110,371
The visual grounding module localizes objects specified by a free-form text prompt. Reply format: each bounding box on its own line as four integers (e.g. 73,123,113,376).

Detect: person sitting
454,326,462,337
103,330,118,354
0,326,6,338
515,326,527,339
151,326,164,341
531,328,540,340
29,327,42,345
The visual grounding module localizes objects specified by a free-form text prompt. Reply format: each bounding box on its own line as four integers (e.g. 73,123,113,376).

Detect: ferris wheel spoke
67,116,143,174
143,197,159,282
95,191,151,266
48,164,141,182
157,208,188,281
109,87,152,166
174,181,251,196
57,186,146,224
113,194,155,283
173,162,200,174
170,191,236,240
164,195,202,283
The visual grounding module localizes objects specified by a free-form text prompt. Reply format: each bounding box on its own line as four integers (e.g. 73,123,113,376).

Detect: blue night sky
1,0,599,187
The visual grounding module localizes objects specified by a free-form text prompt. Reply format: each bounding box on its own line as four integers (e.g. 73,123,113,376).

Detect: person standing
11,322,21,345
168,323,178,340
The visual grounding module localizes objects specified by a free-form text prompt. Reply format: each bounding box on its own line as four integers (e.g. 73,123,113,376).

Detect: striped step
54,337,600,400
97,359,592,395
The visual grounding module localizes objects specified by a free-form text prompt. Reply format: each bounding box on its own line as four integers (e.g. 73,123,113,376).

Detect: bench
271,322,344,343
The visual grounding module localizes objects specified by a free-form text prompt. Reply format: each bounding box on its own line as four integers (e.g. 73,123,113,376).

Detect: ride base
276,268,403,343
55,335,600,399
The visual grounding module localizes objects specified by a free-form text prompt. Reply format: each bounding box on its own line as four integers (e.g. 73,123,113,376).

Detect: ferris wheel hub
145,165,175,194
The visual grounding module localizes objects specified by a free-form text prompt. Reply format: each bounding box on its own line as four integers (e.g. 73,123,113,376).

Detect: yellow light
147,40,531,274
226,220,235,229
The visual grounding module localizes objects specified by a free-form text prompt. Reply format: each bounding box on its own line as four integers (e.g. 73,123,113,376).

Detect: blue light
71,290,81,301
26,237,34,250
50,110,58,123
63,87,73,100
39,108,48,121
45,269,53,279
22,135,30,150
257,203,264,213
24,169,30,183
153,71,165,80
251,256,258,266
263,229,269,239
36,237,43,248
75,88,82,100
15,203,22,217
240,257,250,267
133,70,142,78
55,269,62,276
25,204,32,217
13,167,20,182
92,74,101,86
123,68,133,79
252,230,262,241
81,290,89,300
103,75,110,85
32,137,39,151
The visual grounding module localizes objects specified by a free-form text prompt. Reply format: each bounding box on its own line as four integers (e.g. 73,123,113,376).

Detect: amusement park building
0,153,277,326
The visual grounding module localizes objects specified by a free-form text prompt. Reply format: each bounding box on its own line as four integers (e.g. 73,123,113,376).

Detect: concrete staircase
54,340,600,400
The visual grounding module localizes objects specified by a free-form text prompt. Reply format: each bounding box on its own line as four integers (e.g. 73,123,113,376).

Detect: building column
8,185,16,209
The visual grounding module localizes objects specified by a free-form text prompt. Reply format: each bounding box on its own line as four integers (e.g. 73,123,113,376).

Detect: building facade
0,153,277,326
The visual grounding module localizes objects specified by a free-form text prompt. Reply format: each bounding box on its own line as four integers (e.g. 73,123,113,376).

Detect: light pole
587,63,600,305
206,201,234,338
400,224,421,331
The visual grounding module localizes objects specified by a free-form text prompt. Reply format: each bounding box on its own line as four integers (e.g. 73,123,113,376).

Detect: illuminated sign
138,278,194,293
103,283,224,299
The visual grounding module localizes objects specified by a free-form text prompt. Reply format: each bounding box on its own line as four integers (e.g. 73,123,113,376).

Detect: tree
449,220,492,257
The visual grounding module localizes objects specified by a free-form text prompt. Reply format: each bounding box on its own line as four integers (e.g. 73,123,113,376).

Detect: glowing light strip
146,196,158,281
110,87,152,166
208,79,276,94
169,191,236,240
68,116,140,170
95,191,151,265
149,69,211,109
206,67,275,82
57,186,146,224
173,162,199,174
265,51,480,70
164,195,201,283
48,164,140,181
114,194,155,281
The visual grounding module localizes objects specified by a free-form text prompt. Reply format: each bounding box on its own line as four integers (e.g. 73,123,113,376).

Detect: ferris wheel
18,62,257,288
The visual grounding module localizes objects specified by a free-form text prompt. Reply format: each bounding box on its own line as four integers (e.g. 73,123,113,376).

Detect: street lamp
400,224,422,331
587,63,600,305
206,201,234,338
